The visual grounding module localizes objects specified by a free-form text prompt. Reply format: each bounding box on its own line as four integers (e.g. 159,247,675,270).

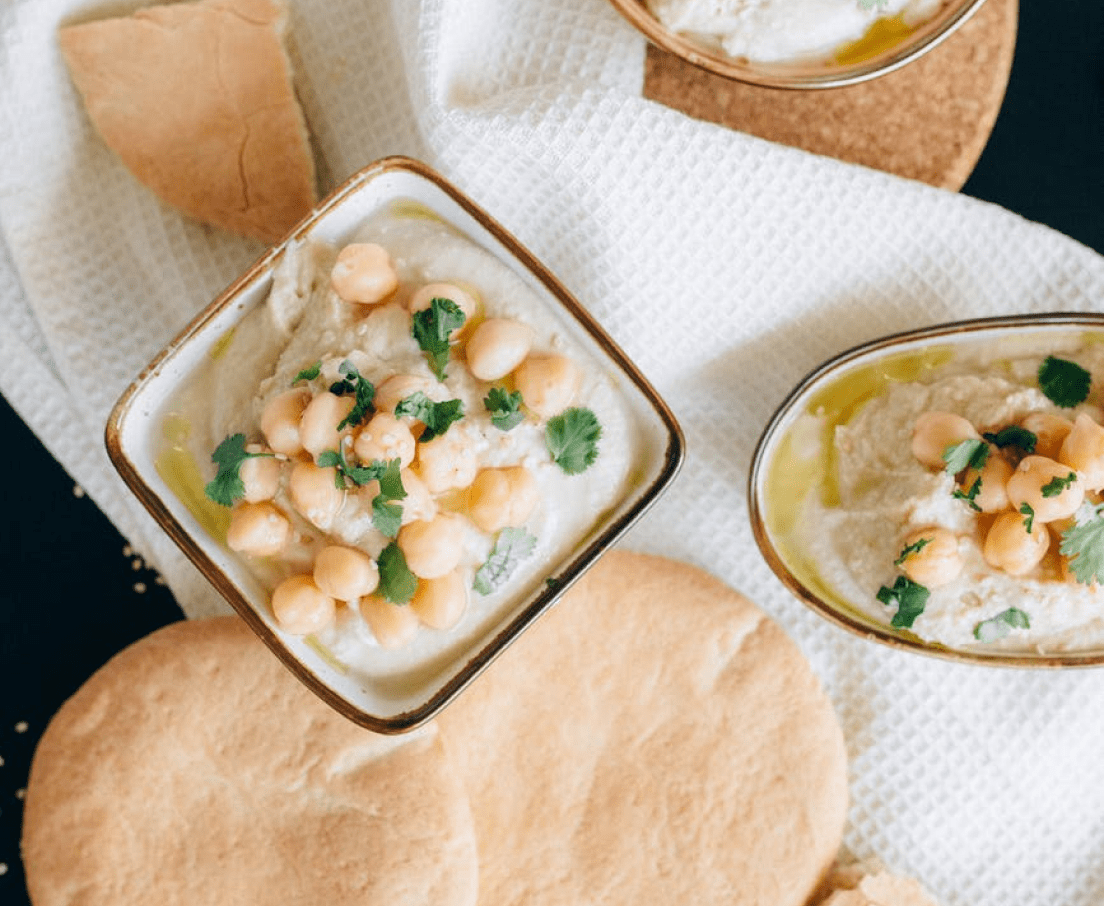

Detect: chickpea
288,461,344,528
271,575,336,635
313,545,379,601
398,514,465,579
1005,455,1084,523
399,468,436,524
298,392,355,458
897,527,963,588
407,282,478,329
239,454,282,503
260,389,311,455
359,594,419,648
983,510,1050,576
1022,412,1074,461
330,243,398,305
226,502,290,557
467,466,540,533
910,411,980,470
960,454,1014,513
353,412,416,468
416,432,478,494
375,374,436,416
465,319,533,381
410,570,469,630
1059,412,1104,491
513,353,581,419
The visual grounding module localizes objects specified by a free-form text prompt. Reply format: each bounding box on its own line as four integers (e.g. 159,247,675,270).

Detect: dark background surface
1,3,1102,900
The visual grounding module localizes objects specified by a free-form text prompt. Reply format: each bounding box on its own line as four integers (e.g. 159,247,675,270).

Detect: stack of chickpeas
222,241,584,648
896,408,1104,587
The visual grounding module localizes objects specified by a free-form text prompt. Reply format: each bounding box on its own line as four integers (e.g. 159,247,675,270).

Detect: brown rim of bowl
105,155,686,732
609,0,989,89
748,311,1104,668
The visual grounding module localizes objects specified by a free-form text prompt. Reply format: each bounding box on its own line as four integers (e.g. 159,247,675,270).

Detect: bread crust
59,0,317,242
21,616,478,906
439,549,850,906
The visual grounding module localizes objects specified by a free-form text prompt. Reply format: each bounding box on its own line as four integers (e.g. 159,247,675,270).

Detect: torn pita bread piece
59,0,317,243
21,617,478,906
438,549,850,906
816,861,943,906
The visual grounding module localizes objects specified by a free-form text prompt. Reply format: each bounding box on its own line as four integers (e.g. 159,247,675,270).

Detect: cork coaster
642,0,1017,190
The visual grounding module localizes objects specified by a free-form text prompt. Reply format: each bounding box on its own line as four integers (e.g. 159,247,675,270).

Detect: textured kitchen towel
3,2,1104,904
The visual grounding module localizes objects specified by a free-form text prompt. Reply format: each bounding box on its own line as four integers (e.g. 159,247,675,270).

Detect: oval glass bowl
609,0,987,89
106,156,685,731
749,314,1104,668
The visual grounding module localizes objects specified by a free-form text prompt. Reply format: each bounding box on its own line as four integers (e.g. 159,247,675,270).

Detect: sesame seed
123,545,133,557
14,722,28,734
155,575,167,586
72,484,85,498
134,583,147,594
131,559,143,571
15,789,25,800
0,863,8,876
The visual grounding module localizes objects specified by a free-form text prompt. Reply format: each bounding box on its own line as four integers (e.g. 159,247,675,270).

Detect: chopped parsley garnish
411,297,466,381
982,426,1037,454
1038,356,1091,408
1059,502,1104,585
483,387,525,431
317,446,389,489
473,527,538,595
1041,471,1077,498
894,537,931,567
394,392,464,442
203,434,271,507
545,407,602,475
857,0,887,8
942,438,989,475
329,360,376,430
952,477,983,512
377,541,418,604
973,608,1031,643
1020,502,1035,533
876,576,929,629
369,459,406,538
293,361,321,384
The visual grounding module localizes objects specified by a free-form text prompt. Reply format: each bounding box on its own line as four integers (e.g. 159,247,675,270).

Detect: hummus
790,337,1104,653
165,207,639,682
645,0,949,65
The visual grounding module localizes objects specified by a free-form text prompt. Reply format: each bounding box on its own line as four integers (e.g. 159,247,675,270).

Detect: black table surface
1,4,1102,899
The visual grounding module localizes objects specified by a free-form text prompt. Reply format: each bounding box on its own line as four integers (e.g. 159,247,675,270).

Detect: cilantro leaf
473,527,538,595
411,297,465,381
1038,356,1091,408
328,360,376,431
369,459,406,538
394,392,464,442
484,387,525,431
973,607,1031,643
317,447,388,489
982,426,1037,454
1020,502,1035,533
1041,471,1077,498
204,434,271,507
952,477,983,512
377,542,418,604
894,537,931,567
1060,503,1104,585
293,361,321,384
942,438,989,475
875,575,929,629
545,407,602,475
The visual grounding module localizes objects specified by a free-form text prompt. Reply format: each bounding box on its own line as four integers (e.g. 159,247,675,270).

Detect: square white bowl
106,156,684,732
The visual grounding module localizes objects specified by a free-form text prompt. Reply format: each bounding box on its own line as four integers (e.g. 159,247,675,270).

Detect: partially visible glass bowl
608,0,988,89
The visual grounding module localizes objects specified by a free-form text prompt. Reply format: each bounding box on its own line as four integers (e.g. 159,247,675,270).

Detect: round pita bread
22,617,478,906
438,550,849,906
